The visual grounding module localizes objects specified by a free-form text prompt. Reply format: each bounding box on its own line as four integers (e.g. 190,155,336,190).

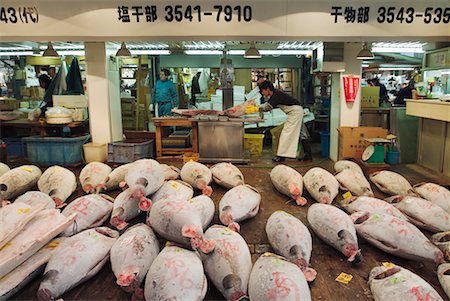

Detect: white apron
277,105,303,158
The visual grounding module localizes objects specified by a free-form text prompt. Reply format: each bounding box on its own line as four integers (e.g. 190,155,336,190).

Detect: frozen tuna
103,163,131,191
352,211,444,264
125,159,165,211
270,164,307,206
431,232,450,261
369,264,443,301
438,263,450,299
14,191,55,209
334,160,364,175
265,211,316,281
202,225,252,301
160,164,181,181
0,163,10,177
335,168,374,197
79,162,112,194
369,170,416,196
110,188,141,230
0,202,46,249
385,195,450,233
37,227,118,301
210,162,244,189
0,237,66,301
248,253,312,301
180,161,213,196
144,245,207,301
147,198,215,253
0,165,42,200
307,203,362,263
61,194,113,236
38,165,76,208
303,167,339,204
219,184,261,232
0,209,76,278
111,223,159,297
339,196,408,221
189,195,215,230
414,182,450,214
151,180,194,204
224,99,256,117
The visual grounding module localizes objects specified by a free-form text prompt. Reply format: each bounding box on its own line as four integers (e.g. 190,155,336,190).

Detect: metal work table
190,115,263,163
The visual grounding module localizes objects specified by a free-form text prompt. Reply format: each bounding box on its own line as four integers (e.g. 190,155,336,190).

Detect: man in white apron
259,81,303,162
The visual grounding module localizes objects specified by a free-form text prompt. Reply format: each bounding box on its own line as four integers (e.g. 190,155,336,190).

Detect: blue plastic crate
23,135,90,165
3,137,27,158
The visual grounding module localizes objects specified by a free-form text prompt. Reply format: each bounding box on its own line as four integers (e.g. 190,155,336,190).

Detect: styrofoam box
197,102,212,110
53,95,88,108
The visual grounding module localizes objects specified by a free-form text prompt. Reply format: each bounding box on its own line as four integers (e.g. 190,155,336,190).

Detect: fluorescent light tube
130,49,170,55
372,47,424,53
0,51,34,56
185,50,223,55
379,67,415,71
260,50,312,55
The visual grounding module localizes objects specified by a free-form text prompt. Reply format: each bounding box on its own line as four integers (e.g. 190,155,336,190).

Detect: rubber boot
298,139,313,161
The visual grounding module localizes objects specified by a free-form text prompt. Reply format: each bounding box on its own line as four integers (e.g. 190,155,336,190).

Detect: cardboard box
338,126,388,159
361,87,380,108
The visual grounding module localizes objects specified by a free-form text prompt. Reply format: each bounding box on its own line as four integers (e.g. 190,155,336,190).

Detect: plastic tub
244,133,264,155
108,139,155,163
386,150,400,165
83,142,107,163
23,135,89,165
320,131,330,158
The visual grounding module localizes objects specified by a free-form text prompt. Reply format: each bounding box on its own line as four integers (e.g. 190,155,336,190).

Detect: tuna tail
338,229,361,263
294,196,307,206
132,188,152,211
95,183,106,194
220,207,240,232
223,274,247,301
197,179,213,196
52,197,65,209
111,214,128,230
117,272,137,287
83,183,94,194
119,181,127,190
37,288,56,301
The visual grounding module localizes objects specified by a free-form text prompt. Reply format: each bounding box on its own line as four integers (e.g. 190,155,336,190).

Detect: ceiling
0,40,426,68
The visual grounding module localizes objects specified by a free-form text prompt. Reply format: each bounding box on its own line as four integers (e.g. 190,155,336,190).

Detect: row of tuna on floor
0,159,450,300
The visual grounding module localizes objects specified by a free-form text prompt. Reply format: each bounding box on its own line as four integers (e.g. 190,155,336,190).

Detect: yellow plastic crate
183,152,199,163
244,134,264,155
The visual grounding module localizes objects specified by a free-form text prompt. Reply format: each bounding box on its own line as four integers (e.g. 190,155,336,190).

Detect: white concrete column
329,43,362,161
84,42,123,144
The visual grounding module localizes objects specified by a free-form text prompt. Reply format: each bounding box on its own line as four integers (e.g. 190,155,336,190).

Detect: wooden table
0,118,89,137
152,117,198,157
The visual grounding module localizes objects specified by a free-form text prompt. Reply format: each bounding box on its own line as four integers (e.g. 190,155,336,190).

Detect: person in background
394,80,415,106
372,78,389,104
190,71,201,107
152,68,178,117
246,74,266,103
38,74,51,92
259,80,304,162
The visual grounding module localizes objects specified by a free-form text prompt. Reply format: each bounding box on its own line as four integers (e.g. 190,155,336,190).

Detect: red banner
342,75,360,102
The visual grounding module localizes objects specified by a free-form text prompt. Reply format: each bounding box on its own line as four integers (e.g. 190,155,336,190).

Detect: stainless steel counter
192,115,262,163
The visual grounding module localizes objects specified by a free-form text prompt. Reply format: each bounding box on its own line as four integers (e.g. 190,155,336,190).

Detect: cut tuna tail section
197,179,213,196
220,207,240,232
132,188,152,211
117,272,137,287
223,274,247,301
338,229,362,263
110,215,128,231
82,183,94,194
